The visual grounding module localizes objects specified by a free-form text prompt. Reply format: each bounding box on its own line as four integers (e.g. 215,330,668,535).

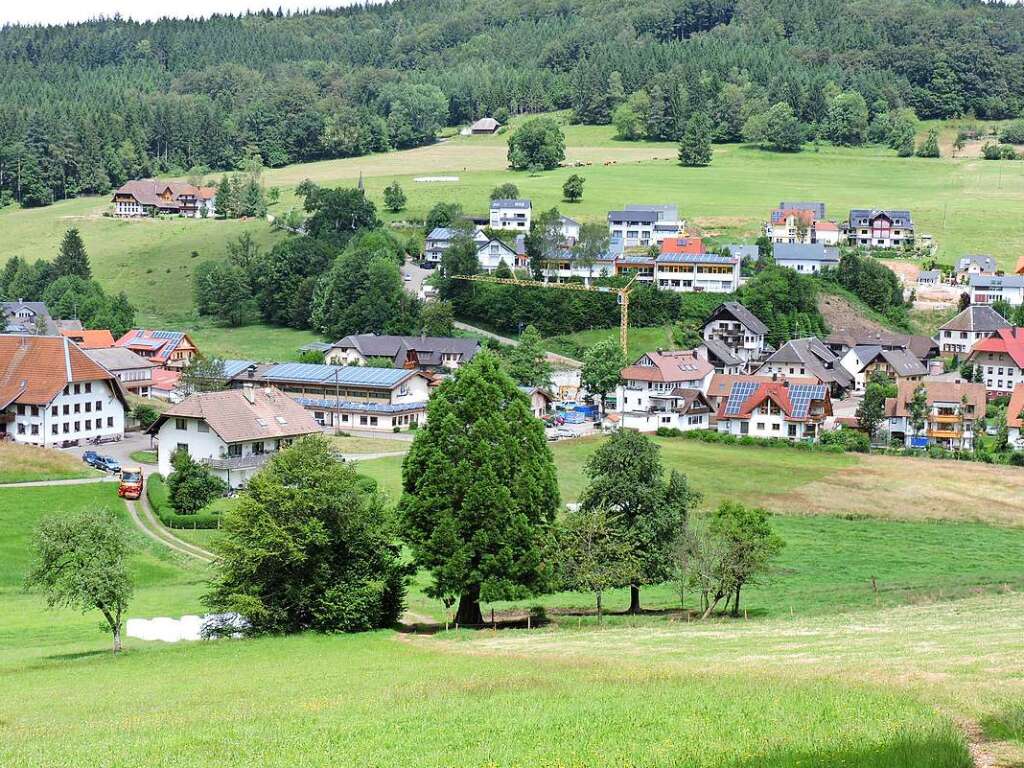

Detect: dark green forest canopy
2,0,1023,205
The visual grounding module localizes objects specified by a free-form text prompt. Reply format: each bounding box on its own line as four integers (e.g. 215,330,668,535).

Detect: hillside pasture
0,442,99,484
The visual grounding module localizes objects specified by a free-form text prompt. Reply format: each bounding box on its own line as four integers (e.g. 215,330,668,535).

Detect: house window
74,421,80,431
74,384,81,395
227,444,242,457
85,402,91,413
176,418,187,430
772,423,780,431
51,424,59,435
107,417,113,428
757,422,765,430
85,383,92,393
198,421,209,433
74,403,80,414
63,405,69,415
252,442,265,455
360,416,368,426
96,401,102,412
85,420,92,430
176,443,189,455
17,423,25,435
51,406,58,417
31,424,39,435
62,423,69,434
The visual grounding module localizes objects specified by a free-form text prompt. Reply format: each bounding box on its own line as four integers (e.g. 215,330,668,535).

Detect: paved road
0,476,117,488
402,259,432,298
55,431,157,468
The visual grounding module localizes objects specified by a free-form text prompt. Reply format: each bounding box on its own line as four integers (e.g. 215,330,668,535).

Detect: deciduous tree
581,338,626,417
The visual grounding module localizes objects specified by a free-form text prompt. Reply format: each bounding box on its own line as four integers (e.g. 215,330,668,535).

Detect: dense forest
2,0,1024,206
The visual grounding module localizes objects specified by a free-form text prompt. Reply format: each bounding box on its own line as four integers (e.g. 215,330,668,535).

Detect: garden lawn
188,322,324,363
0,443,99,484
543,324,678,361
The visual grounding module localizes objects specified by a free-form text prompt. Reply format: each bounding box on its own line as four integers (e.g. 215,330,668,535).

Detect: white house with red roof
0,335,127,446
614,350,714,425
966,327,1024,396
715,380,831,441
765,203,840,246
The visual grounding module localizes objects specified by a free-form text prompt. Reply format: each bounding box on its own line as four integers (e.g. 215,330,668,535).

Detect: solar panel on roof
724,381,758,415
263,363,410,387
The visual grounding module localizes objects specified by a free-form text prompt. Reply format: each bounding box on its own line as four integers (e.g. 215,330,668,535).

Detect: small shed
470,117,500,134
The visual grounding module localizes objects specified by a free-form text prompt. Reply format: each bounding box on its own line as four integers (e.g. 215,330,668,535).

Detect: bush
147,475,223,529
999,119,1024,144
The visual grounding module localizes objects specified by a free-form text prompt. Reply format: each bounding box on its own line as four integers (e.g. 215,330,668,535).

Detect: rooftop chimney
242,382,255,405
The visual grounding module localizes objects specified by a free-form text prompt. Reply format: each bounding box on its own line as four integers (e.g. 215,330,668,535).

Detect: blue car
81,450,100,467
95,456,121,473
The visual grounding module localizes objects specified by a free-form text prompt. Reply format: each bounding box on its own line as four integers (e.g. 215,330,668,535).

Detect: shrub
147,475,223,529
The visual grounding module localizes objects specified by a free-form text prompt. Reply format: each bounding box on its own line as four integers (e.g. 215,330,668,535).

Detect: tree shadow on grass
46,649,111,663
724,732,971,768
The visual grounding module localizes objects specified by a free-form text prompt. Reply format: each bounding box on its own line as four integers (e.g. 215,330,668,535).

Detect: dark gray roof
970,274,1024,289
83,346,157,372
917,270,940,282
848,209,913,226
701,338,742,367
939,305,1012,333
490,199,531,209
721,244,760,261
772,243,839,264
761,337,854,388
956,255,996,273
779,201,826,219
850,345,927,377
332,334,480,367
608,210,658,223
1,301,56,334
826,330,937,361
703,301,769,336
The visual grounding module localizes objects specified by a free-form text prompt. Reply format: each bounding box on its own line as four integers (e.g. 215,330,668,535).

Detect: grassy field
543,324,678,361
0,443,99,484
5,445,1024,764
188,321,323,362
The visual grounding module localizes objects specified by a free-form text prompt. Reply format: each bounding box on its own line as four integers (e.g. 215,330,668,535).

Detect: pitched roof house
326,334,480,371
755,337,853,394
966,327,1024,395
715,380,831,441
824,330,938,362
58,328,116,349
845,209,915,249
936,305,1011,354
884,380,986,451
2,300,57,334
956,255,997,276
1007,383,1024,449
150,386,321,487
0,335,127,446
615,350,715,423
771,243,840,274
701,301,770,366
115,330,199,370
83,346,158,396
839,345,927,391
969,275,1024,307
470,117,500,133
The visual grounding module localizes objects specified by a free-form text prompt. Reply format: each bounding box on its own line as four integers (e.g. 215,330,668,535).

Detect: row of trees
0,228,136,336
27,355,784,650
8,1,1024,206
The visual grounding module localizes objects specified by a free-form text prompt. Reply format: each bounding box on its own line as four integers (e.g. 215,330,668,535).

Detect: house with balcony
695,338,744,375
489,199,532,231
969,275,1024,308
112,179,215,218
325,334,479,372
936,305,1011,355
825,330,938,364
150,386,321,489
844,209,915,249
838,345,927,392
0,335,127,447
755,337,853,396
2,300,57,335
715,380,830,441
84,347,158,397
654,238,741,293
883,380,985,450
700,302,770,368
115,329,199,370
229,362,432,432
615,350,714,424
476,237,528,273
608,204,683,247
765,202,840,246
966,327,1024,396
956,255,997,278
424,227,489,265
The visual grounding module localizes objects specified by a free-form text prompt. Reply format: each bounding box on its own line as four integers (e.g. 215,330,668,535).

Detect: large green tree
206,435,405,633
399,353,559,625
507,117,566,170
26,510,133,653
581,338,626,416
503,324,552,388
579,431,699,613
167,449,227,514
53,228,91,279
678,111,713,166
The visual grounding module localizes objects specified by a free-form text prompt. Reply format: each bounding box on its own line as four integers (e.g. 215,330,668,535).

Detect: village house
654,237,741,294
150,369,183,403
615,350,715,427
771,243,840,274
705,373,817,412
966,327,1024,396
325,334,480,371
884,380,986,451
537,240,621,285
476,237,528,273
228,362,432,432
969,275,1024,308
839,345,927,391
917,269,941,287
115,330,199,370
150,386,321,489
58,329,115,349
2,300,56,335
755,337,853,395
0,335,127,446
424,227,488,265
112,179,216,218
956,255,997,278
1007,384,1024,450
844,209,915,249
824,330,938,363
519,386,554,419
83,347,158,397
700,302,770,368
695,338,744,375
764,202,840,246
715,379,831,441
936,305,1011,354
559,216,580,244
607,204,683,247
489,199,532,231
469,117,500,134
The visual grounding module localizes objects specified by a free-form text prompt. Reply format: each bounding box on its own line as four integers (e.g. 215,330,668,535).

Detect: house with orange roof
715,379,831,441
966,327,1024,396
1007,383,1024,449
115,330,199,370
884,380,986,450
0,335,127,447
614,350,715,429
59,328,115,349
765,202,841,246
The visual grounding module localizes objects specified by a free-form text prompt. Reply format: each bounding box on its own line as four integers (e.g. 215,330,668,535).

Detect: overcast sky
2,1,369,25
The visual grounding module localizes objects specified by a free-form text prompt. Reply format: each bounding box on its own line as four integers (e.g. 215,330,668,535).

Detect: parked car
82,450,100,467
555,427,576,439
95,456,122,473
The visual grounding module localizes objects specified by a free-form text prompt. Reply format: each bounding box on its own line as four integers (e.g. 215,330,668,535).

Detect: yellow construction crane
452,274,638,355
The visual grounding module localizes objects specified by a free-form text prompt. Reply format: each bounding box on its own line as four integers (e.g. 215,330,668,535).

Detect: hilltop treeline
2,0,1024,206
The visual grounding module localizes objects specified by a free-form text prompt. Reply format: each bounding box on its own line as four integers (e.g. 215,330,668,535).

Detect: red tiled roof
659,237,705,255
707,373,816,401
0,335,126,407
621,350,713,383
151,369,181,391
970,328,1024,369
59,329,115,349
814,221,839,232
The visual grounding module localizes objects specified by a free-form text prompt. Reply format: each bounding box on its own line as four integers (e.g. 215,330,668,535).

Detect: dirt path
125,494,215,563
454,320,582,367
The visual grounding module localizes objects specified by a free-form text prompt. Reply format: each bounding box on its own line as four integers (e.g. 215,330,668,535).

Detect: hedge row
146,475,223,529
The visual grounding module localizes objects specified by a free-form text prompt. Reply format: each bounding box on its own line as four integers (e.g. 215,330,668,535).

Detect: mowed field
3,437,1024,764
2,115,1024,339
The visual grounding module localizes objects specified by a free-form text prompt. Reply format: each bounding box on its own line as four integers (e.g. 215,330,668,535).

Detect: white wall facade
8,379,125,447
702,320,765,363
972,351,1024,395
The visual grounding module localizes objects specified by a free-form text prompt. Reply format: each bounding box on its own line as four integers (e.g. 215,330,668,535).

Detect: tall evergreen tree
678,112,713,167
53,228,90,279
